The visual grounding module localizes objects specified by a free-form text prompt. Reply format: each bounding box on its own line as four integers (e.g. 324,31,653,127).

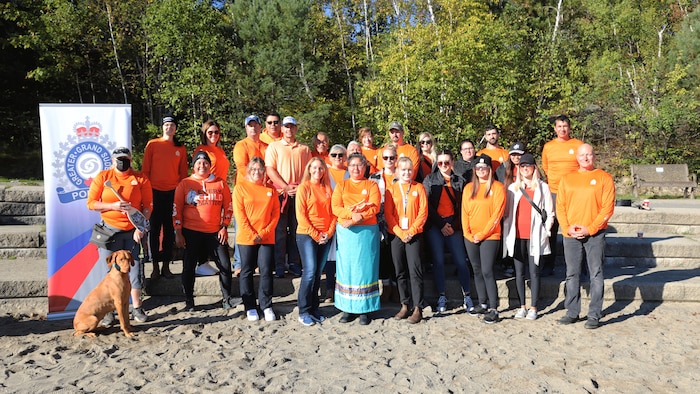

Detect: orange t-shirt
233,137,268,185
461,180,506,242
384,180,428,239
295,181,337,241
194,144,230,182
556,168,615,238
312,151,332,166
376,143,420,179
328,167,348,189
173,175,232,233
331,178,381,225
265,139,312,193
233,179,280,245
436,176,456,218
87,168,153,231
541,137,584,193
143,138,188,191
515,190,533,239
362,146,379,174
477,147,509,171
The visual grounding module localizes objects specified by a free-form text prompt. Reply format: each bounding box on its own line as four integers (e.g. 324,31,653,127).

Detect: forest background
1,0,699,183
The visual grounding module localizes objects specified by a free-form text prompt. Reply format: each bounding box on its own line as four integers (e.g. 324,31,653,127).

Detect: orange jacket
194,144,230,182
87,168,153,231
295,181,337,242
331,179,381,225
384,180,428,239
556,168,615,237
233,179,280,245
461,181,506,242
541,138,584,193
143,138,188,191
173,175,232,233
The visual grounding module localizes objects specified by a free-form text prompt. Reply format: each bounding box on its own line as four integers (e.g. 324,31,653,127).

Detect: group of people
86,113,615,329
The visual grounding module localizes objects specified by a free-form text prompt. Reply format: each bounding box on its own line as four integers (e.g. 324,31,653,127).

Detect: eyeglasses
519,163,535,167
206,130,220,135
475,165,490,170
420,140,432,145
266,120,280,125
348,164,364,168
383,156,397,161
249,167,265,173
437,161,451,167
330,153,344,158
461,146,475,151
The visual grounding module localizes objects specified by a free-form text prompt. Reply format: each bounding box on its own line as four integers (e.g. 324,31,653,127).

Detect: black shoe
339,312,354,323
557,315,579,325
223,296,242,310
468,304,487,317
584,318,600,329
483,309,499,324
184,298,195,312
358,314,370,325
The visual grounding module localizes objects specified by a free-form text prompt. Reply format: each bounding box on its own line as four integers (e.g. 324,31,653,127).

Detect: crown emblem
74,117,102,139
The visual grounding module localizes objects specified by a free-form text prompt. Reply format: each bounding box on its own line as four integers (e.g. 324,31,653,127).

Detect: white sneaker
436,295,447,313
514,308,527,319
246,309,259,321
463,295,474,313
263,307,276,321
526,309,538,320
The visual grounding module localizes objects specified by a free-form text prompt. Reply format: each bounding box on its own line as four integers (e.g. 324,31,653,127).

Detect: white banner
39,104,131,320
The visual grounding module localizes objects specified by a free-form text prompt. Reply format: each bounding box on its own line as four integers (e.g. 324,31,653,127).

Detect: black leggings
150,189,176,263
181,229,233,300
464,239,500,309
513,238,540,307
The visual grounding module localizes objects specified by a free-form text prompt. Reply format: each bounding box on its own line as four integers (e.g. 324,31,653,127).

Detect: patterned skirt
334,224,380,314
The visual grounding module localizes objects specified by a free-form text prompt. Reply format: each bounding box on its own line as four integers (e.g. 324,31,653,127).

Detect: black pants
181,228,233,300
150,189,176,264
390,234,425,308
239,244,275,311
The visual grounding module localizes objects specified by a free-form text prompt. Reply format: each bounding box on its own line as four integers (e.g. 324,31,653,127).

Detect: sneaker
557,315,579,325
468,304,488,317
298,313,315,326
275,270,286,279
288,263,302,277
310,311,326,323
246,309,259,321
526,309,538,320
483,309,499,324
584,318,600,329
223,296,242,310
184,298,195,312
100,311,115,327
263,307,276,321
463,295,474,313
514,308,527,319
436,295,447,313
132,307,148,323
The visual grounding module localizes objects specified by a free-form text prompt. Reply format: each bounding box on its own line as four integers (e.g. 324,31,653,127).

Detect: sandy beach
1,295,698,393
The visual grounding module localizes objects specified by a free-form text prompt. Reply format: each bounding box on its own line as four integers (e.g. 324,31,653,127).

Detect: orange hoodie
542,137,584,193
173,175,232,233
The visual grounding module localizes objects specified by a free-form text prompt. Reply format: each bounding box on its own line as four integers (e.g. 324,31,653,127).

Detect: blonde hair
513,164,542,191
415,131,436,163
470,165,494,199
301,156,332,189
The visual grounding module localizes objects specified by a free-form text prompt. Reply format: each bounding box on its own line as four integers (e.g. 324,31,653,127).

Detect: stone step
0,185,45,203
0,225,45,249
608,206,700,235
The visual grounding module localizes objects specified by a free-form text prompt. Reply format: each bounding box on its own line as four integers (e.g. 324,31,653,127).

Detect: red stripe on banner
48,244,99,313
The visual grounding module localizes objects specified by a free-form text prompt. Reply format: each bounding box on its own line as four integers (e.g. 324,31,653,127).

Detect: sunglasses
330,153,344,158
519,163,535,167
383,156,397,161
206,130,220,135
266,120,280,125
475,165,490,170
420,140,432,145
437,161,450,167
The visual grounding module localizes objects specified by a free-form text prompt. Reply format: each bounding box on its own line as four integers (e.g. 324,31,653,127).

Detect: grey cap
388,121,404,131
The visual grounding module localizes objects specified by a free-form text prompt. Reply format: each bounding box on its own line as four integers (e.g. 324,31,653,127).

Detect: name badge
401,217,409,230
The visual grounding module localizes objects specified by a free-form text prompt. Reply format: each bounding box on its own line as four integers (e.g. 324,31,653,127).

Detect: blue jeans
296,234,331,315
232,218,241,270
426,224,471,295
239,244,275,311
97,225,142,290
563,231,605,320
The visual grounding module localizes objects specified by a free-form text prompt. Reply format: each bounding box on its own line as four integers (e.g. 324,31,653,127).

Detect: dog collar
112,263,121,271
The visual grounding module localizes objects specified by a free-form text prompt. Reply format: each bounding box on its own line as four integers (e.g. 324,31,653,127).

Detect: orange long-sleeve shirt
376,143,420,179
384,180,428,239
541,137,584,193
173,175,232,233
194,144,230,182
233,179,280,245
233,138,268,185
361,147,379,174
87,168,153,231
477,147,509,171
295,181,337,242
461,181,506,242
331,179,381,225
556,168,615,237
143,138,188,191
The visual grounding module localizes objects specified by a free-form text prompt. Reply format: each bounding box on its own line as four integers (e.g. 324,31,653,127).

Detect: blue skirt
334,224,380,314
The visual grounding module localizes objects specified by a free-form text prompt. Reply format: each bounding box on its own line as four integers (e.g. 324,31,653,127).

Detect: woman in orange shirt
331,153,381,325
385,157,428,323
462,154,506,324
194,119,230,182
358,127,379,174
295,157,337,326
233,157,281,322
415,132,436,183
323,144,349,302
174,152,239,312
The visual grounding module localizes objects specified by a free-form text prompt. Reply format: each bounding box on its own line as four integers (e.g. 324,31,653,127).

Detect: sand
1,296,699,393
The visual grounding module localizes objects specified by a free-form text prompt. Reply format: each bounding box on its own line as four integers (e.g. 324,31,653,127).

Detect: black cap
520,153,536,165
192,151,211,166
475,154,492,167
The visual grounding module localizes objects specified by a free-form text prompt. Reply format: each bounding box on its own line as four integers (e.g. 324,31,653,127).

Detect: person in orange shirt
295,157,337,326
234,157,281,322
194,119,230,182
556,144,614,329
143,115,188,279
541,114,584,277
259,111,282,145
331,153,381,325
358,127,379,174
415,132,436,183
376,121,420,178
462,154,506,324
323,144,349,302
476,124,509,172
173,152,241,312
385,157,428,323
87,147,152,324
311,132,332,165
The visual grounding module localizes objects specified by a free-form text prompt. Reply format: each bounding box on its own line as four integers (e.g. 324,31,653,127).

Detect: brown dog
73,250,135,337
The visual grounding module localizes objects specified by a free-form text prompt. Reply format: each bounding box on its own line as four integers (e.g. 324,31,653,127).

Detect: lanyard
398,181,411,216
